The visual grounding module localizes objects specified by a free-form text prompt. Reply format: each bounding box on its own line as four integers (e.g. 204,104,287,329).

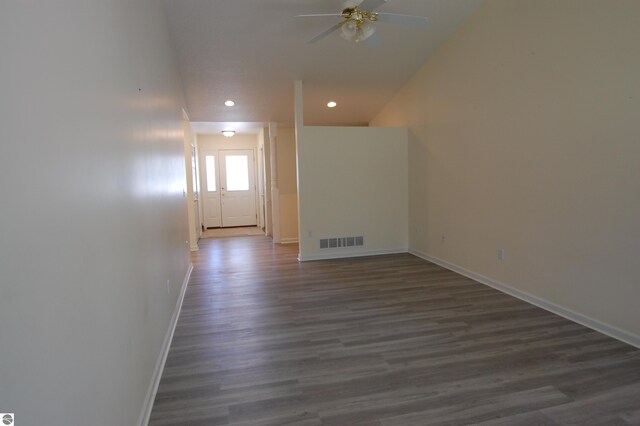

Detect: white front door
219,149,257,227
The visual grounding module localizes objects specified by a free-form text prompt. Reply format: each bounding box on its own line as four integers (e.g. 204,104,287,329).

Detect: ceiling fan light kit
340,8,377,43
297,0,427,45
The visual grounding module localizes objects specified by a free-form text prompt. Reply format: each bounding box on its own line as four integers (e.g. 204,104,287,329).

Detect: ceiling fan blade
358,0,388,12
296,14,344,18
365,32,382,48
307,21,344,44
375,13,428,26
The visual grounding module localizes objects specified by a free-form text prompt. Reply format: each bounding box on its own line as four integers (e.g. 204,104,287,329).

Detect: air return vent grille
319,236,364,249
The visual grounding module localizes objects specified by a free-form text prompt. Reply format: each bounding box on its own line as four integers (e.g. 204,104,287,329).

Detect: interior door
219,149,257,227
201,151,222,228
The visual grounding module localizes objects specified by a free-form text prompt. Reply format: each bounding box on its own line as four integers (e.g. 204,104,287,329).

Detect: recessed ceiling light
327,101,337,108
224,100,235,107
221,130,235,137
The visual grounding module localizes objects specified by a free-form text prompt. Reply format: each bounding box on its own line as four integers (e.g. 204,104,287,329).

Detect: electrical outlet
441,234,446,243
166,279,170,294
498,248,505,260
307,230,312,238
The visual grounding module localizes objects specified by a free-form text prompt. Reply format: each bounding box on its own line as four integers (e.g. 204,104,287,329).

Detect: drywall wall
198,133,261,151
261,128,273,236
256,132,266,230
183,117,200,251
0,1,190,425
297,125,409,260
294,81,408,260
372,0,640,342
276,127,299,243
269,124,282,242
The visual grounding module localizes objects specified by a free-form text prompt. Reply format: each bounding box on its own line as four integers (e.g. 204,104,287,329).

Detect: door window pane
205,155,216,191
225,155,249,191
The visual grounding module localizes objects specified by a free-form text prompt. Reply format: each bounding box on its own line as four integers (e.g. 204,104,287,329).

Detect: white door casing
219,149,257,227
200,148,258,228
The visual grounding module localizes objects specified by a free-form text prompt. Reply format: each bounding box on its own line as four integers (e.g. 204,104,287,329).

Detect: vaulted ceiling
163,0,482,129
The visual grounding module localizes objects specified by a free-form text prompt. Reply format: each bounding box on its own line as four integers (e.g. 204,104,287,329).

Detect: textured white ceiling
163,0,482,128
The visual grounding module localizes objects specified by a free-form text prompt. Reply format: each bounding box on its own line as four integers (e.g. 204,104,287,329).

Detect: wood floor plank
378,386,571,426
149,236,640,425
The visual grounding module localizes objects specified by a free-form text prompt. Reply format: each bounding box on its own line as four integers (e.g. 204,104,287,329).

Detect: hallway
149,237,640,425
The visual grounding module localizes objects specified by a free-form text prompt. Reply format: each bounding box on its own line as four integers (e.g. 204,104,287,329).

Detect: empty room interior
1,1,640,425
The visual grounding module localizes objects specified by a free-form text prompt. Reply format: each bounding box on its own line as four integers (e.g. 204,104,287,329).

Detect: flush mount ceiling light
222,130,235,137
224,100,235,107
327,101,337,108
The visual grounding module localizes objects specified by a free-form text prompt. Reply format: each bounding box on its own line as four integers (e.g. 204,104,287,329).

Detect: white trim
409,249,640,350
279,238,299,244
138,263,193,426
299,248,408,262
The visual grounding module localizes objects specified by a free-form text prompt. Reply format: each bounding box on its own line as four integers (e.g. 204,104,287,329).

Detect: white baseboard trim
299,248,408,262
279,238,299,244
409,249,640,350
138,263,193,426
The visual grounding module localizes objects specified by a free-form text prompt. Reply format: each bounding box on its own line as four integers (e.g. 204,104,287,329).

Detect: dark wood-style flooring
149,236,640,425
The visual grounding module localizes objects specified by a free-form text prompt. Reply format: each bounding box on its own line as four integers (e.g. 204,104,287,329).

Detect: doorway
201,149,258,228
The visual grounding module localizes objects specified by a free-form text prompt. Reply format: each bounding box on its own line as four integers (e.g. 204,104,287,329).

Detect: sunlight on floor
201,226,265,239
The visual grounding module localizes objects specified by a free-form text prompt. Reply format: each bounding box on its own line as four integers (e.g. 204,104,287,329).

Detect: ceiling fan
297,0,428,44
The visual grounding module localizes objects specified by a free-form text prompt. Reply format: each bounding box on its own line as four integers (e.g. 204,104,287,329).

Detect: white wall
275,128,299,243
0,1,191,425
256,133,266,230
260,128,273,235
372,0,640,343
198,133,261,151
183,118,200,251
297,126,409,261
